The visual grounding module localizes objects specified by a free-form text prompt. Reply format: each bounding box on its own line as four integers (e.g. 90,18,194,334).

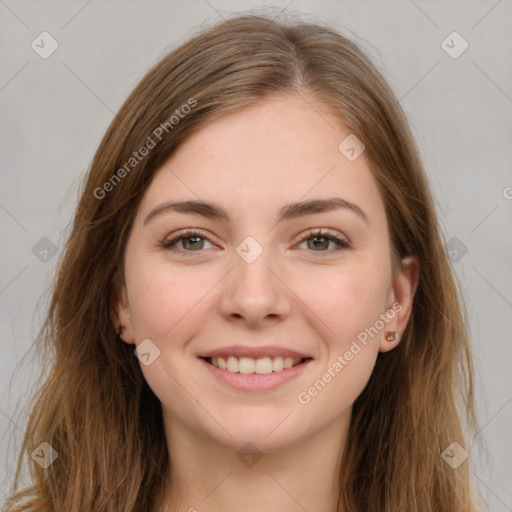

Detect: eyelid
293,228,350,253
161,227,350,254
161,228,218,249
293,227,348,244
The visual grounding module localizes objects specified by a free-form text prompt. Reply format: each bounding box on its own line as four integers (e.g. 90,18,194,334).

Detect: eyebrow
143,197,369,226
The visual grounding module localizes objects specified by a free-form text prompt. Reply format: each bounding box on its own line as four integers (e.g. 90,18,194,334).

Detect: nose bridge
235,242,273,287
233,235,277,296
219,234,290,322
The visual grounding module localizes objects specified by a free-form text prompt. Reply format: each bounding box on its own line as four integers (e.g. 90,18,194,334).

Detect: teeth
208,355,303,374
272,356,284,372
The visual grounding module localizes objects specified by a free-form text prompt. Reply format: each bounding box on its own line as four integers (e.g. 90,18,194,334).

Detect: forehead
137,93,386,225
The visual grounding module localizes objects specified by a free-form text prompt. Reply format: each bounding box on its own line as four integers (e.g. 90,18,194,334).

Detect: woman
4,13,480,512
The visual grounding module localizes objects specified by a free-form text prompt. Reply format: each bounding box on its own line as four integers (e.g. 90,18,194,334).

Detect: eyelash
160,228,350,256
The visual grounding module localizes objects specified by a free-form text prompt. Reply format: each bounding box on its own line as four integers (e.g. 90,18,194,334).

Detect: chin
207,410,305,453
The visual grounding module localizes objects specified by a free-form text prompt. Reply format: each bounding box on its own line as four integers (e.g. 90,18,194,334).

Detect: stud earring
117,325,125,337
385,331,399,342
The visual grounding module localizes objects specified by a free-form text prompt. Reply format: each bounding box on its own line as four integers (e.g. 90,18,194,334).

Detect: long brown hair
3,12,482,512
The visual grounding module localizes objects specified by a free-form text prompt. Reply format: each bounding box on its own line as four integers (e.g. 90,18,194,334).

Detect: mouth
201,355,312,375
199,355,313,391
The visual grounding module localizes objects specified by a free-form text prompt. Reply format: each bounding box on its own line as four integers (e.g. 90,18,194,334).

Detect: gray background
1,1,511,510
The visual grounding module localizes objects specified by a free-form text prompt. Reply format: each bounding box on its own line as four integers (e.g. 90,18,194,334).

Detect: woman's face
113,93,417,452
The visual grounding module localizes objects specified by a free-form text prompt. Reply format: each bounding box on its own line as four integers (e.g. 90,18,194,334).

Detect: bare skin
112,93,418,512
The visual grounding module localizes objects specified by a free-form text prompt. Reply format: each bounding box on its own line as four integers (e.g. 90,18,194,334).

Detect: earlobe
379,255,419,353
110,270,135,344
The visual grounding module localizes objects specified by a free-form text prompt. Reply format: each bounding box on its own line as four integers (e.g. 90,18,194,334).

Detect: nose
218,244,292,328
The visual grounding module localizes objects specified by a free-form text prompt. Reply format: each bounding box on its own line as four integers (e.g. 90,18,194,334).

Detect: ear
110,269,135,345
379,255,419,353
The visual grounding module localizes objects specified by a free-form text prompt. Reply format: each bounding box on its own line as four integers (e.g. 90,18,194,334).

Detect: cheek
126,257,211,341
293,262,389,346
293,265,389,415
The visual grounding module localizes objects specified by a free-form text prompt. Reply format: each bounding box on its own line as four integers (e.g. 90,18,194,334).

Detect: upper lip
199,345,313,359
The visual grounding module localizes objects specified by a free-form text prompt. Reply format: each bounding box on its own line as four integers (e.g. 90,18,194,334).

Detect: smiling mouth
201,356,311,375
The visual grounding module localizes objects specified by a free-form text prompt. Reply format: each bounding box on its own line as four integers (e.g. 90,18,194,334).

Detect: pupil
184,237,202,250
310,237,327,250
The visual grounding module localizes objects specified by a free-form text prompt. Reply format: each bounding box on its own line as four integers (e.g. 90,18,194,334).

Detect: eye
160,228,350,256
296,229,350,254
161,229,216,254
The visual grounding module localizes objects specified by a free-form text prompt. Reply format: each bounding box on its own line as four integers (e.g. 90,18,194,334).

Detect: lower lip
199,358,313,391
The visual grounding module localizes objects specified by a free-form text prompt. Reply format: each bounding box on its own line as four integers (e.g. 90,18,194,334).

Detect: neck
157,411,350,512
